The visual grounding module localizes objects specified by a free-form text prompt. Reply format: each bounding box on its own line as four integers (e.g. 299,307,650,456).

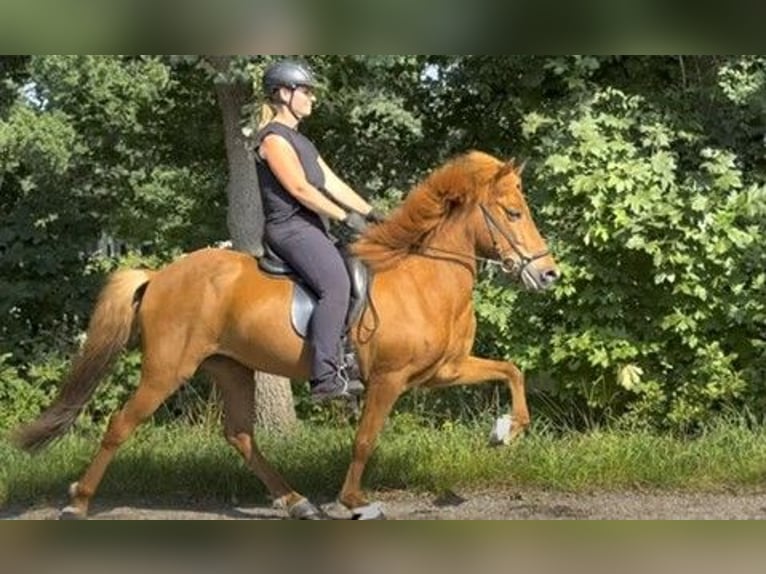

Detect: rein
415,244,507,273
410,204,550,278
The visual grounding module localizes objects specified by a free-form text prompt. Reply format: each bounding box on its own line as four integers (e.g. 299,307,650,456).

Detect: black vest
255,122,327,229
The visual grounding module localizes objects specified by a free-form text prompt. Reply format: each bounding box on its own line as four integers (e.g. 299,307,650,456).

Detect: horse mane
352,151,511,271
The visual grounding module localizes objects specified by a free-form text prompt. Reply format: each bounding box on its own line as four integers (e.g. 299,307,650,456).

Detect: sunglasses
294,85,315,97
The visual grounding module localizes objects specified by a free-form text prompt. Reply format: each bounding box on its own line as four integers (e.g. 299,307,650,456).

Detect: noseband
479,205,549,277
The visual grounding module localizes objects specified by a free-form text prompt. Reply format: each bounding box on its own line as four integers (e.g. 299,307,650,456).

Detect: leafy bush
475,87,766,431
0,353,55,428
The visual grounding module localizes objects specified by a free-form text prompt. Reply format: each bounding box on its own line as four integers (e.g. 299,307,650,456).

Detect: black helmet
262,60,317,97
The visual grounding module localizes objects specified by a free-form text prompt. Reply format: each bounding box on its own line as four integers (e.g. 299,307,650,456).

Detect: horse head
472,156,559,290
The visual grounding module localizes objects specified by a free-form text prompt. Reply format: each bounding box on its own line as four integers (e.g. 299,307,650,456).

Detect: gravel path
5,488,766,519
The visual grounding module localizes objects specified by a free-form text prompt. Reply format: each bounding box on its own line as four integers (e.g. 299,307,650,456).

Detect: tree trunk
253,372,298,431
209,56,297,432
208,57,264,257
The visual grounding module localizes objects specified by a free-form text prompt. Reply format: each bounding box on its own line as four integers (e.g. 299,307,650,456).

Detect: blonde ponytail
257,102,277,131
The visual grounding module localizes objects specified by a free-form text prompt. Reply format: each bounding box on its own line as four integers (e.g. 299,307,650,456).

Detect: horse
12,150,559,520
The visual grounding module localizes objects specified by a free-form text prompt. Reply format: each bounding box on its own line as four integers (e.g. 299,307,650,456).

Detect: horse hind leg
62,357,198,520
201,356,322,520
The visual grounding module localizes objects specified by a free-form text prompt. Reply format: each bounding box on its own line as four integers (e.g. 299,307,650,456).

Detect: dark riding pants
265,219,350,386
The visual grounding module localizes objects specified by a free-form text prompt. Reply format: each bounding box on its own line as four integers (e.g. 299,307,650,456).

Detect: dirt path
5,488,766,519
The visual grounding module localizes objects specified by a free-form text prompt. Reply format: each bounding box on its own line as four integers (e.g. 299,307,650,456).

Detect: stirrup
341,347,362,382
337,360,364,396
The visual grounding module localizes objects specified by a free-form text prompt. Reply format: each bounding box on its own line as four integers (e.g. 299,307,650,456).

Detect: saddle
257,241,370,382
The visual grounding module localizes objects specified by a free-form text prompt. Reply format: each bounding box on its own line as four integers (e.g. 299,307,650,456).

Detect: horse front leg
433,356,530,443
338,374,403,519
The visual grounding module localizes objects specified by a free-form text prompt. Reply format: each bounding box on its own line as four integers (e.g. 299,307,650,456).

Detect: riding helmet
263,59,317,96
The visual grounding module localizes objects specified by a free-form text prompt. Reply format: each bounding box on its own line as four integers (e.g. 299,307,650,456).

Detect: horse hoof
489,414,513,446
351,503,386,520
288,498,325,520
59,506,86,520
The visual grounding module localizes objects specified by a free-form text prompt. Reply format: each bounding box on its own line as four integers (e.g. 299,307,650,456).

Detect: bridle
479,205,550,276
413,203,549,279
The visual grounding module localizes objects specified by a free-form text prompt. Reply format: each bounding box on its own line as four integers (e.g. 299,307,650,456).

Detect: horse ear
506,157,527,174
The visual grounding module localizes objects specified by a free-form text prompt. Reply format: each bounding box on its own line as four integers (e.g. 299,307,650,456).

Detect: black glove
365,208,386,224
342,211,368,234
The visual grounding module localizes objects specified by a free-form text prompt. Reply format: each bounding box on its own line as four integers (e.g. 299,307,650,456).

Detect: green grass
3,415,766,509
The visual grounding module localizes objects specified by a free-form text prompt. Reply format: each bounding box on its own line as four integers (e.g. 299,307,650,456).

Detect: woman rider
254,59,383,402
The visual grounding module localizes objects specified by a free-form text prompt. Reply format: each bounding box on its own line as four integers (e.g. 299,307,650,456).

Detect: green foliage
717,56,766,106
473,86,766,430
0,353,55,428
1,56,227,424
304,55,427,200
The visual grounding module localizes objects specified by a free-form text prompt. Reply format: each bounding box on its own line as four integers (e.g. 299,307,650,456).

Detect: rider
254,58,383,402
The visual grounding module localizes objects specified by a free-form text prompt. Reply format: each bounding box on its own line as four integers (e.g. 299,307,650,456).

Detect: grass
3,414,766,510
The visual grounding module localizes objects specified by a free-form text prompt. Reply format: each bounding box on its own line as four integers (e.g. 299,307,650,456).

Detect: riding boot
310,370,365,402
311,339,365,402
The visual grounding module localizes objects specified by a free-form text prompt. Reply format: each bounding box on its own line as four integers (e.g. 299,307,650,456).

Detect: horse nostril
541,269,560,287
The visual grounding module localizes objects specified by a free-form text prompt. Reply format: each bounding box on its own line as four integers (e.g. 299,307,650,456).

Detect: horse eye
505,208,522,221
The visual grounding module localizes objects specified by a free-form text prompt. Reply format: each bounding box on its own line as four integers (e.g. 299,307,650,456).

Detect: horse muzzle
504,257,560,291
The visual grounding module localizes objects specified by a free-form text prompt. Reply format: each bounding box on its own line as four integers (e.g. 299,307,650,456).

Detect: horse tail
13,269,154,452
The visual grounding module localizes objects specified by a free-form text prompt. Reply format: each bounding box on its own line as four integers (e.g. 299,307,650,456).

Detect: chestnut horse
13,151,559,519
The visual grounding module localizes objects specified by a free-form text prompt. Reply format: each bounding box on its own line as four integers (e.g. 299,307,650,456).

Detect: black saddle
257,241,370,340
